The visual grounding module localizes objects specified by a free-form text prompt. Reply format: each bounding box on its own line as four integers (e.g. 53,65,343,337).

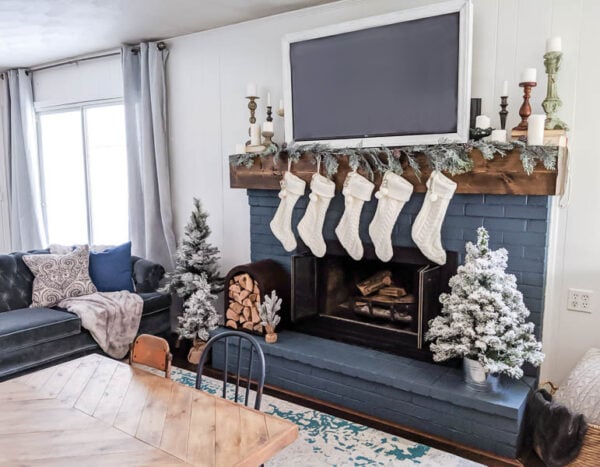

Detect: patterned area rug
170,367,482,466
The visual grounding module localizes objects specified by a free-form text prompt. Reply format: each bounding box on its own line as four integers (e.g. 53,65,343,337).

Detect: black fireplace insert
290,241,457,361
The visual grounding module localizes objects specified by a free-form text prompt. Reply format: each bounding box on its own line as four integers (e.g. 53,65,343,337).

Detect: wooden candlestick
499,96,508,130
513,82,536,131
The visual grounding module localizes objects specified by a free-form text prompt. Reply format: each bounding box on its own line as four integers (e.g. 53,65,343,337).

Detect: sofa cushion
89,242,134,292
0,308,81,352
138,292,171,316
23,245,97,307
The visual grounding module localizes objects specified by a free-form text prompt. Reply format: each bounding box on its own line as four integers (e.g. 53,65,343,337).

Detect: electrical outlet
567,289,594,313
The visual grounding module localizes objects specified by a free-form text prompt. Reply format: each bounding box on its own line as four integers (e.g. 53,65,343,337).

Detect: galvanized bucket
463,357,500,392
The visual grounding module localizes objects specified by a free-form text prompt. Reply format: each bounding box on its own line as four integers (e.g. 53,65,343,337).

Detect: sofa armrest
131,256,166,293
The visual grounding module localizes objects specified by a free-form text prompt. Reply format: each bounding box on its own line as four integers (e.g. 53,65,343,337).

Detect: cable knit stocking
269,171,306,252
335,172,374,261
411,170,457,265
298,173,336,257
368,172,414,262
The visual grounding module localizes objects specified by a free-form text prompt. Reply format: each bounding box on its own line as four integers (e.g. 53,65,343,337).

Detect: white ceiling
0,0,334,70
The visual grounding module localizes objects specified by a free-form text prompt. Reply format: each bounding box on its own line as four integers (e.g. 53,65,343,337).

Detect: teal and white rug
169,367,482,466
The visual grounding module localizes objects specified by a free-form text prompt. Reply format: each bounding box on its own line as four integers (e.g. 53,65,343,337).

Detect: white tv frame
281,0,473,147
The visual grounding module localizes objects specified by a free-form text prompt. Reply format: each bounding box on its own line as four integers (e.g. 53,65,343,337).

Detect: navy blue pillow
89,242,134,292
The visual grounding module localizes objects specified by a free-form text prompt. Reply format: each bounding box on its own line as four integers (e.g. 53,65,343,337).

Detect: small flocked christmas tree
163,199,223,341
426,227,544,379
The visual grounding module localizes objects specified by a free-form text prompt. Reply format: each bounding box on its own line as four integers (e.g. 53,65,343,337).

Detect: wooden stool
129,334,172,379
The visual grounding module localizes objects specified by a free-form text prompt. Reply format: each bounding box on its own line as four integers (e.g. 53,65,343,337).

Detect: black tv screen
289,12,461,142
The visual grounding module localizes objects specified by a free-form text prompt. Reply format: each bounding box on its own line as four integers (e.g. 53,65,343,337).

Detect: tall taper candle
527,115,545,146
502,80,508,96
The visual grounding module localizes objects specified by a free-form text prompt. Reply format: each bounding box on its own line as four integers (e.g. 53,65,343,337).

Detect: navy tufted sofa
0,251,171,381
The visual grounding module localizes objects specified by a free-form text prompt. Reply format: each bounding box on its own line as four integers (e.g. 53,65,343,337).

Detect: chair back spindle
196,331,266,410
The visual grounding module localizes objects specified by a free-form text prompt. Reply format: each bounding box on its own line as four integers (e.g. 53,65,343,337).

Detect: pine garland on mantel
232,139,559,180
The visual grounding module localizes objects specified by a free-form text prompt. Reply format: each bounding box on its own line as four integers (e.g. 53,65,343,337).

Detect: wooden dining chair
129,334,172,379
196,331,266,410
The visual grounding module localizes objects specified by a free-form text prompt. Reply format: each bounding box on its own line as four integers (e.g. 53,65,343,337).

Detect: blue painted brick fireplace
248,189,550,337
236,188,552,458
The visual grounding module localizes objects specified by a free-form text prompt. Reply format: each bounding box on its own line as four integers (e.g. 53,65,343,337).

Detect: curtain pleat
122,43,176,270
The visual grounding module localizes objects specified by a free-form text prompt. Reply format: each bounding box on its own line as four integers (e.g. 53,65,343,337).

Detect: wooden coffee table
0,354,298,466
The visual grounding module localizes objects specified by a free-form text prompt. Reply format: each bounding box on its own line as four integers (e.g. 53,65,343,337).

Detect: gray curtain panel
1,69,47,251
122,43,176,270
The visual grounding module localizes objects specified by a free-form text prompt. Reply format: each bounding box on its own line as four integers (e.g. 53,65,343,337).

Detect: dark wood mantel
229,149,564,196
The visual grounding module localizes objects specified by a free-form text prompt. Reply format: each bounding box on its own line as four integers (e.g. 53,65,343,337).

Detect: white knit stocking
368,172,414,262
411,170,457,265
334,172,374,261
269,171,306,252
298,173,336,257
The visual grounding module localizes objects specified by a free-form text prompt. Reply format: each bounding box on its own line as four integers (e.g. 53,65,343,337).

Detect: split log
226,319,237,329
239,289,250,301
356,271,392,296
226,308,238,321
242,321,254,330
379,286,407,298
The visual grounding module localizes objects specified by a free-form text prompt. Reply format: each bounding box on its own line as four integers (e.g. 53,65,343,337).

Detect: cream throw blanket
59,291,143,359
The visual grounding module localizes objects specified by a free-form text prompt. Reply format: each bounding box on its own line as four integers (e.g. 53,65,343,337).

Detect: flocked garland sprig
232,139,558,180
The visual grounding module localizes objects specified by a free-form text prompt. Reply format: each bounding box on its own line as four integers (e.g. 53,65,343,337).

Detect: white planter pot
463,357,500,392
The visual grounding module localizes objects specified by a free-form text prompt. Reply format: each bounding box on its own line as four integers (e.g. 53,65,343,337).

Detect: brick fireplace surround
214,188,550,459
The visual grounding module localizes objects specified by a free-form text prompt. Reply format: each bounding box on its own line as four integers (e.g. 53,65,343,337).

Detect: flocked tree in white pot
426,227,544,389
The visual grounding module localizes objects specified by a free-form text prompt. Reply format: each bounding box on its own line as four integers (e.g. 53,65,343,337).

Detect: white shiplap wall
163,0,600,383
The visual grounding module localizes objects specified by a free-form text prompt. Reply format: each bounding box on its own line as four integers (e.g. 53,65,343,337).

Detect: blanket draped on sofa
59,291,143,359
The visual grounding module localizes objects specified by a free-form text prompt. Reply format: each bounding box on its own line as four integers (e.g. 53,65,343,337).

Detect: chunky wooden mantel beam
229,149,563,195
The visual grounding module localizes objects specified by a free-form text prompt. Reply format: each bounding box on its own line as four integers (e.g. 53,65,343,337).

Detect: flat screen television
282,0,473,147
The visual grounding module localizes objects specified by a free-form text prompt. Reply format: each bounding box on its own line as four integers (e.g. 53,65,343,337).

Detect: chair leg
165,352,172,379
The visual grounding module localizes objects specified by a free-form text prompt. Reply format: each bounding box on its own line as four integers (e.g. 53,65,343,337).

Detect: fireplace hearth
290,241,457,360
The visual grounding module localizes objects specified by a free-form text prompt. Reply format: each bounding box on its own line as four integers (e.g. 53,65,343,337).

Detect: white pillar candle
502,80,508,96
490,129,507,143
475,115,491,129
520,68,537,83
250,123,261,146
262,121,274,133
527,115,546,146
267,92,271,106
246,83,257,97
546,37,562,53
235,143,246,154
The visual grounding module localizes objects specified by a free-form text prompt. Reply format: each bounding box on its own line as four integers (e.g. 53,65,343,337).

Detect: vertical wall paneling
164,0,600,382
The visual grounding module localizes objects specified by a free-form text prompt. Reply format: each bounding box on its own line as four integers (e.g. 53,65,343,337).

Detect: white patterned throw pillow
554,348,600,425
23,245,97,307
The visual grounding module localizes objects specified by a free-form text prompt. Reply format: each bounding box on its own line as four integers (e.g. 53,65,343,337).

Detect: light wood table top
0,354,298,466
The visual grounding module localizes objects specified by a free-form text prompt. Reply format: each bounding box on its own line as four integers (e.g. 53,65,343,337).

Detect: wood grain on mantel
229,149,563,195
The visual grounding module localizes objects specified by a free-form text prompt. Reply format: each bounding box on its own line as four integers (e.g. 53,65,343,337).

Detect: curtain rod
19,41,167,74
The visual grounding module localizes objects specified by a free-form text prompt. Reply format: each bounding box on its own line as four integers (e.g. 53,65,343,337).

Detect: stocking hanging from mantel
269,170,306,252
334,171,375,261
298,168,336,258
368,171,414,262
411,170,457,265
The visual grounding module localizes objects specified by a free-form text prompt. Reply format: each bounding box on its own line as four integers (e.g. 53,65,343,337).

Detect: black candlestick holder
499,96,508,130
266,105,273,122
469,127,492,141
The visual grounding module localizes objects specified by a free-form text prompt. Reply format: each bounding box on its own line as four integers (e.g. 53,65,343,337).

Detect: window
37,103,129,245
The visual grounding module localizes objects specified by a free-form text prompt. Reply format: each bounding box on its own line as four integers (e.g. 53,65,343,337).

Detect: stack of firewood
354,271,415,323
226,273,263,333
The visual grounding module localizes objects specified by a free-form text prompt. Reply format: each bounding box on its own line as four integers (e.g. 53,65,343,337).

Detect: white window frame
35,97,125,245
